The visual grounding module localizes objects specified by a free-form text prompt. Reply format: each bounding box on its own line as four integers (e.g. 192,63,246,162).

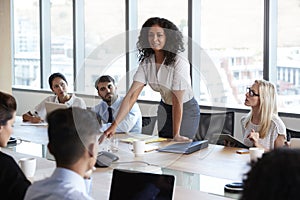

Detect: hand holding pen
22,111,43,123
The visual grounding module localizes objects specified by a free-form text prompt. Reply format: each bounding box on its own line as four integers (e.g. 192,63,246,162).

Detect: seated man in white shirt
92,75,142,133
24,107,101,200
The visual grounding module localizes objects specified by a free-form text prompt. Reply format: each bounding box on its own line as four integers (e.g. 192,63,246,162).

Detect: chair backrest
286,128,300,141
142,116,157,135
194,111,235,141
290,138,300,149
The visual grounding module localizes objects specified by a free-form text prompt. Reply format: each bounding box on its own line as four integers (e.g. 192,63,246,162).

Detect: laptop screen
109,169,175,200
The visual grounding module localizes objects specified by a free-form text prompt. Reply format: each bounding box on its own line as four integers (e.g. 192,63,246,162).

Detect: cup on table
249,147,264,162
133,140,145,157
19,157,36,178
110,137,119,153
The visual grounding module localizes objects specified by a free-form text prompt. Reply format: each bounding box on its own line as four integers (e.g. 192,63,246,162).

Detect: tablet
209,134,249,149
45,102,68,115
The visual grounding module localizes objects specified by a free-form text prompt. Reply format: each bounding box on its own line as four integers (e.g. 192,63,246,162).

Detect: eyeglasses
246,87,259,97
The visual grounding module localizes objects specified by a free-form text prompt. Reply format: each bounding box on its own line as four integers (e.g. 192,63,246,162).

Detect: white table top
13,116,48,145
8,116,250,199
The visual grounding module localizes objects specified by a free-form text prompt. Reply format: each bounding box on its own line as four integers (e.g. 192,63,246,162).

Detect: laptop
109,169,176,200
158,140,209,154
45,102,68,115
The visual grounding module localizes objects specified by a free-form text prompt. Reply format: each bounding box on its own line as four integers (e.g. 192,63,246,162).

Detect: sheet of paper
21,122,48,126
120,137,167,144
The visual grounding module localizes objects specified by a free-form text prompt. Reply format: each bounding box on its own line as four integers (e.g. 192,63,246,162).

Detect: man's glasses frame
246,87,259,97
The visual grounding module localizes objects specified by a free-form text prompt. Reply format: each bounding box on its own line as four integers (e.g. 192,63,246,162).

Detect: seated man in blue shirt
24,107,101,200
92,75,142,133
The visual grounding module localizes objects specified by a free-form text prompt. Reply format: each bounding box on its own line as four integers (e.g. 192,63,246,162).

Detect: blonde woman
241,80,286,151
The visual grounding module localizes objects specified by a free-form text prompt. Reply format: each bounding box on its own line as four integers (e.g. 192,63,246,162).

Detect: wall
0,0,12,94
13,89,300,141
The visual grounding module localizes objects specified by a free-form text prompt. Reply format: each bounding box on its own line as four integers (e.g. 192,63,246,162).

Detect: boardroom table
6,117,251,200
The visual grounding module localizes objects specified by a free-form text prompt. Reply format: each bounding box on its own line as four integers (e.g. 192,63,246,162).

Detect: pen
33,111,39,117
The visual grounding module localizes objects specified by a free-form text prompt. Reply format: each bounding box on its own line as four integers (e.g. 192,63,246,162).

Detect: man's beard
102,94,114,105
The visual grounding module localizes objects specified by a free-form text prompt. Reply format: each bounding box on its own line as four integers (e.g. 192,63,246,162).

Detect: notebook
109,169,176,200
158,140,209,154
45,102,68,115
120,137,168,144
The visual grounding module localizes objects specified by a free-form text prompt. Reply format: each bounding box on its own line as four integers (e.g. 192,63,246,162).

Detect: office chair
286,128,300,142
142,116,157,135
194,111,235,142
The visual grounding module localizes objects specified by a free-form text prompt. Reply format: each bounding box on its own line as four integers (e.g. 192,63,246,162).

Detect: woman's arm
247,129,268,151
247,129,286,151
104,81,144,138
274,134,285,148
172,90,191,142
22,111,42,123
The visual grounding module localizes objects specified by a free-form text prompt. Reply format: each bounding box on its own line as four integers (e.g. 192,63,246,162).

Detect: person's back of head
47,107,101,166
0,91,17,125
0,91,17,147
241,148,300,200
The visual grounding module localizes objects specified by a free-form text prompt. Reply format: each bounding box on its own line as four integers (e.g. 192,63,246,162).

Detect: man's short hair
47,107,101,165
94,75,115,90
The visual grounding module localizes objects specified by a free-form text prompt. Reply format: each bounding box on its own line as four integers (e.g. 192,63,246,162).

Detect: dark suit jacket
0,151,31,200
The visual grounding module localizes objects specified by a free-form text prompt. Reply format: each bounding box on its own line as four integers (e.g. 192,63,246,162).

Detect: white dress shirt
133,54,194,105
92,96,142,133
24,168,93,200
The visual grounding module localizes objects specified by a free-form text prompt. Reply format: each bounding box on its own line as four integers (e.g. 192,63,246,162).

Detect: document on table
120,137,168,144
21,121,48,126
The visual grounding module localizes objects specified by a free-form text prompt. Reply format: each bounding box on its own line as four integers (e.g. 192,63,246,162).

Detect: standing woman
105,17,200,141
241,80,286,151
0,91,31,199
22,72,86,123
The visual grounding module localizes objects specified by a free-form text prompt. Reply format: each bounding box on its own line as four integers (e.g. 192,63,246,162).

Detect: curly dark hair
136,17,185,66
241,148,300,200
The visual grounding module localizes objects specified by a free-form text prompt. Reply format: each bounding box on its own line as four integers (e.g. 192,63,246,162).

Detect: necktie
107,107,113,123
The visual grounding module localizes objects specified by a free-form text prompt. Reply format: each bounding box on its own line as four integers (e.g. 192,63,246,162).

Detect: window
50,0,74,89
276,0,300,112
11,0,300,114
13,0,40,88
196,0,264,108
83,0,125,95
